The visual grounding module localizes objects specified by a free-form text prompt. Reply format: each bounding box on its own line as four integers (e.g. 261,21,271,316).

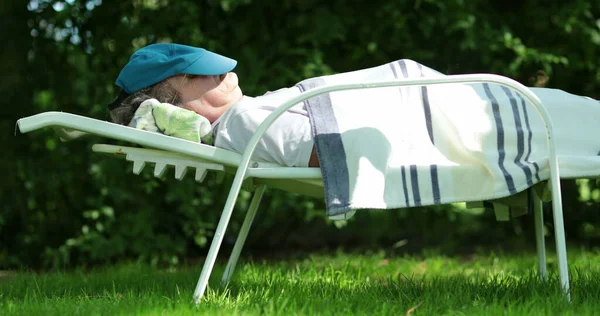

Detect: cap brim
183,50,237,76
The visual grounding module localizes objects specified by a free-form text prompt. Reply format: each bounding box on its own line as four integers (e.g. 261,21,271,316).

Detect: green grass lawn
2,249,600,315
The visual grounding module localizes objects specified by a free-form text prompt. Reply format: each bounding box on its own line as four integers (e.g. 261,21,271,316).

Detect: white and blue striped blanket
296,60,600,217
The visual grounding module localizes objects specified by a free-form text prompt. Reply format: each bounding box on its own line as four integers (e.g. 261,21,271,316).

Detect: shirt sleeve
214,108,314,167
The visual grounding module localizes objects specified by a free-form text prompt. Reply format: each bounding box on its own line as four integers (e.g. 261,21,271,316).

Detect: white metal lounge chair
16,74,572,303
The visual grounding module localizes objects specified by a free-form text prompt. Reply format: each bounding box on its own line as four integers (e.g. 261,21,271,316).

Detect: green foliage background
1,0,599,268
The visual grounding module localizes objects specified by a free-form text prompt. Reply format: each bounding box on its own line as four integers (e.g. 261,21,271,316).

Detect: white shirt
212,87,314,167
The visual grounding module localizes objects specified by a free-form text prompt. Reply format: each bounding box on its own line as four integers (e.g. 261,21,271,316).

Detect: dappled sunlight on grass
2,249,600,315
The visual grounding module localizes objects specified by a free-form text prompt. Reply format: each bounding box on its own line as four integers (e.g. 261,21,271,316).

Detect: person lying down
108,43,318,167
107,43,600,173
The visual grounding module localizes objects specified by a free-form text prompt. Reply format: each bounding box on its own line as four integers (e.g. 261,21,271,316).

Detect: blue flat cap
115,43,237,94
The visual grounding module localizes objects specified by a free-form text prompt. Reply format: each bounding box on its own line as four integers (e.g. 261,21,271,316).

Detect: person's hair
109,79,183,125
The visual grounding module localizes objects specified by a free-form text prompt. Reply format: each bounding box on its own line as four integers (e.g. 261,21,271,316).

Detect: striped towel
297,59,600,217
129,98,213,144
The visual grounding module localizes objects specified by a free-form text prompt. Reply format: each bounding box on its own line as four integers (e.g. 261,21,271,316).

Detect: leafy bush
2,0,599,268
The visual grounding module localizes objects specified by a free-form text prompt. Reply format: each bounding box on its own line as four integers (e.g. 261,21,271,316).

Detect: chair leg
551,199,571,302
193,178,248,304
221,184,266,286
533,190,547,281
545,169,571,301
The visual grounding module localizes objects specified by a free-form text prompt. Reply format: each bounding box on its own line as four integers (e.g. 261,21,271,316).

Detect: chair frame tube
533,190,548,281
220,184,266,285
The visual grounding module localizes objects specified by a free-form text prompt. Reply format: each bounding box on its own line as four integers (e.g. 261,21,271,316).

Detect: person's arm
308,146,319,167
